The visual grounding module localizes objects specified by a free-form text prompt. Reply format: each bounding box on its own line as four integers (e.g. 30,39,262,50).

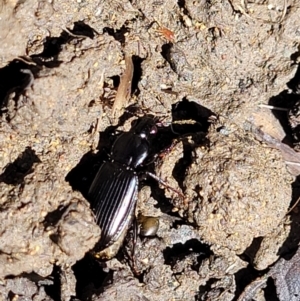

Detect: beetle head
133,117,157,140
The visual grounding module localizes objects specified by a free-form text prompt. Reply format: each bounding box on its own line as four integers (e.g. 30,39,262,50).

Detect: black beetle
88,117,159,259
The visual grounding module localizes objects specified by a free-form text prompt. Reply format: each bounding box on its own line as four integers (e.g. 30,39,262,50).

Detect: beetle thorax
111,131,150,168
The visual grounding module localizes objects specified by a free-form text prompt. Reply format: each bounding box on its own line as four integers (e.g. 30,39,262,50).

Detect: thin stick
112,54,134,118
63,27,89,39
287,196,300,215
285,161,300,166
258,104,289,112
277,0,287,24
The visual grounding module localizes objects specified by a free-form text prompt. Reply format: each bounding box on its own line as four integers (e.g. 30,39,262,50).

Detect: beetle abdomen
88,161,138,247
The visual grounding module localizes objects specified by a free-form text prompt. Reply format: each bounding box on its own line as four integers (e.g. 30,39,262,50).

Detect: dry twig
112,54,134,119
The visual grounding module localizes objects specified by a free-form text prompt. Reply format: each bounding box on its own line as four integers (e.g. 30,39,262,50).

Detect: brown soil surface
1,1,300,300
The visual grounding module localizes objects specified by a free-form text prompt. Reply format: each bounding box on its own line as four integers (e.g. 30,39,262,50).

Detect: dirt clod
182,126,292,254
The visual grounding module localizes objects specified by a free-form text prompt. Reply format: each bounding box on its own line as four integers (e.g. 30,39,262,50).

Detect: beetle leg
145,171,185,199
123,219,140,276
131,216,141,275
132,214,138,258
